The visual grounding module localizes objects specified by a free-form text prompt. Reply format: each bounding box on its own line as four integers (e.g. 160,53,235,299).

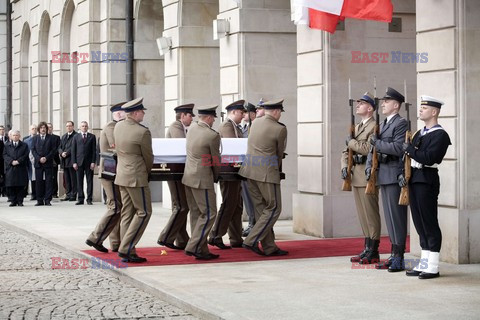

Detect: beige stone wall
0,7,6,126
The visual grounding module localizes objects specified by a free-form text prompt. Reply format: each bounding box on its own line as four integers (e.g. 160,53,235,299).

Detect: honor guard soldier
342,92,381,264
240,99,288,256
85,101,126,253
366,87,408,271
114,97,154,263
182,104,221,260
240,102,257,237
400,95,451,279
157,103,195,250
208,100,245,249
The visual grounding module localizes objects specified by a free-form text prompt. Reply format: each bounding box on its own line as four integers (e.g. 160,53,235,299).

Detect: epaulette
138,123,149,129
278,121,286,127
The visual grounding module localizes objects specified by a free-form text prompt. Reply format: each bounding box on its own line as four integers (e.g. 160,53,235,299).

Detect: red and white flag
293,0,393,34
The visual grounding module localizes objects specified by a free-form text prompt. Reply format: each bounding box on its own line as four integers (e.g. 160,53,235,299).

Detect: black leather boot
376,244,394,269
350,238,369,262
360,239,380,264
388,244,405,272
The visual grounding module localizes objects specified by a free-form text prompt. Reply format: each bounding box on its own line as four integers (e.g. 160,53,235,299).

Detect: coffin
101,138,284,182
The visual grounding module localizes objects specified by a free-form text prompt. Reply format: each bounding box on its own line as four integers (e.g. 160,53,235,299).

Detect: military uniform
209,100,245,249
114,97,153,262
403,95,451,279
182,105,221,259
239,99,287,256
341,92,380,263
86,102,125,253
366,87,408,271
158,104,195,250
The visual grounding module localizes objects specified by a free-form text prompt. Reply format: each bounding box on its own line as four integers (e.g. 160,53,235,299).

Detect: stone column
217,0,297,218
414,0,480,263
0,4,7,125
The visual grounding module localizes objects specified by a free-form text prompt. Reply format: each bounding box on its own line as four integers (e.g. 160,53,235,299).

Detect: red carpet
83,236,409,268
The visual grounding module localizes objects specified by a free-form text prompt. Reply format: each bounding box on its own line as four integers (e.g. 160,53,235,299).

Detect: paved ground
0,223,197,320
1,196,480,320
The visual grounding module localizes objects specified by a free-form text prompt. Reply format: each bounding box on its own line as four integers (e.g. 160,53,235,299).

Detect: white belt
411,159,438,169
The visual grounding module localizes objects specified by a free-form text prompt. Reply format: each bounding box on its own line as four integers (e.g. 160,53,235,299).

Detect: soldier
208,100,245,249
114,97,153,263
182,105,221,260
366,87,408,272
256,99,265,118
240,102,257,237
157,103,194,250
59,121,78,201
400,95,451,279
240,99,288,256
342,92,381,264
85,102,126,253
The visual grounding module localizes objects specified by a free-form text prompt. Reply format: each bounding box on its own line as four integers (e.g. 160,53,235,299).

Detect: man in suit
3,130,29,206
342,92,381,264
31,121,56,206
400,95,451,279
366,87,408,272
86,102,126,253
0,125,6,197
241,102,258,237
47,123,61,198
72,121,97,205
114,97,153,263
208,100,245,249
182,104,221,260
23,124,37,200
240,99,288,257
157,103,194,251
59,121,77,201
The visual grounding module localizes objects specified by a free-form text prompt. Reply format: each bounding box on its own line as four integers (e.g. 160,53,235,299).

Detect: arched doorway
19,22,31,133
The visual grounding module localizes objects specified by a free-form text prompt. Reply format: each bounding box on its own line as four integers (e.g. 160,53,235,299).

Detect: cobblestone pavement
0,224,198,320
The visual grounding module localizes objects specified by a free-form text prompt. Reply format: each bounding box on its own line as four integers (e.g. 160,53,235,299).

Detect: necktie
14,142,17,148
83,133,86,143
41,135,45,141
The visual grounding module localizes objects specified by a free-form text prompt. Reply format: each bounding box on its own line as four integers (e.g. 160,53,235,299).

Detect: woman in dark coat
3,130,29,206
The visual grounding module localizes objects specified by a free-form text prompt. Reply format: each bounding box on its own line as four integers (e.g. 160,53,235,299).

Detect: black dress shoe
242,243,265,256
69,198,77,201
18,203,24,207
87,200,93,205
208,238,231,250
9,203,17,207
230,242,244,248
406,270,422,277
118,252,147,263
35,202,44,206
157,240,185,250
44,202,52,206
111,248,119,253
266,249,289,256
376,256,393,269
86,239,109,253
242,225,253,237
195,253,220,260
75,201,84,205
419,272,440,279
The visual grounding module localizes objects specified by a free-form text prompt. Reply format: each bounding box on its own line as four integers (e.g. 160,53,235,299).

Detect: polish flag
294,0,393,34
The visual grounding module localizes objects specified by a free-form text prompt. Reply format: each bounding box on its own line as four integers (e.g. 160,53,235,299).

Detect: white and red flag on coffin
293,0,393,33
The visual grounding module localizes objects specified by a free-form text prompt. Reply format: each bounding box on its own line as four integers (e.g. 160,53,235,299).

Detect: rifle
399,80,411,205
365,77,379,195
342,78,354,191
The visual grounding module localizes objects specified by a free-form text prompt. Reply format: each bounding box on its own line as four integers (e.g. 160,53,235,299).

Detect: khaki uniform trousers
184,186,217,255
158,180,190,247
352,186,381,240
209,180,243,246
243,179,282,255
118,185,152,256
86,179,122,250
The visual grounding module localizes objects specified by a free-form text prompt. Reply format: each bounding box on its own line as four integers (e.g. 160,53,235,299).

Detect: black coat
72,132,97,167
31,134,56,168
3,141,29,187
51,134,61,166
0,140,4,178
59,132,77,168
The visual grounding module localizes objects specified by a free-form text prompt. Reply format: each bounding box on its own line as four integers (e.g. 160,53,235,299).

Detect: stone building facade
8,0,480,264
